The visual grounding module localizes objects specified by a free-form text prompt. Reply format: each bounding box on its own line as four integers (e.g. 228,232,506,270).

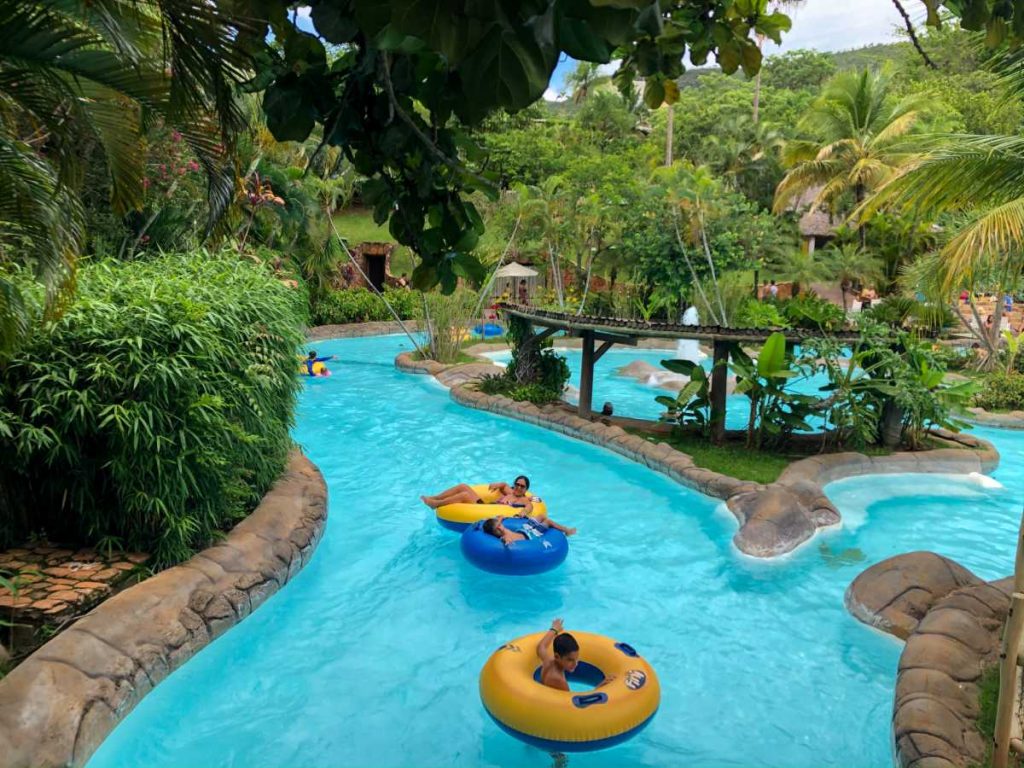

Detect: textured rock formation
307,319,420,340
843,551,1010,768
893,579,1009,768
845,552,983,639
0,451,327,768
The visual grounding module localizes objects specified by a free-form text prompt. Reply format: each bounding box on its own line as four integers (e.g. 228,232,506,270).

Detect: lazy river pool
87,334,1023,768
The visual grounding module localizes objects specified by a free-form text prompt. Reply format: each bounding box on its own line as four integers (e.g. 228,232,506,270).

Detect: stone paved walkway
0,546,149,623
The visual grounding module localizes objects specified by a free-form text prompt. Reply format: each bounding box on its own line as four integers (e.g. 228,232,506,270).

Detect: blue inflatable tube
460,517,568,576
472,322,503,337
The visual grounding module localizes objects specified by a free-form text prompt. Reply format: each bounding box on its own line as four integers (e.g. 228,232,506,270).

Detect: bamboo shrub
416,289,477,364
0,251,306,567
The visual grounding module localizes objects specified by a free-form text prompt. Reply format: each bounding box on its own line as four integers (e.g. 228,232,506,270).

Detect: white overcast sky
545,0,912,99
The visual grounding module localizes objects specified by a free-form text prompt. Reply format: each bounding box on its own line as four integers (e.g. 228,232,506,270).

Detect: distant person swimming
421,476,535,512
301,350,336,377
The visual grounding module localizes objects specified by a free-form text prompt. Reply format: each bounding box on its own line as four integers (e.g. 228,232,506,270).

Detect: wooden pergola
499,303,861,443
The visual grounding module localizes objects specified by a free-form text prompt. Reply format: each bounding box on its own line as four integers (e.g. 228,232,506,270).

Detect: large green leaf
311,1,360,43
389,0,487,64
456,9,558,114
661,358,698,376
757,331,787,377
262,78,316,141
557,14,613,61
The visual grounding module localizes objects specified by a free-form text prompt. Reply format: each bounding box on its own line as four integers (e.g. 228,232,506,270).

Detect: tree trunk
665,105,674,166
880,400,903,448
856,184,867,249
752,33,765,124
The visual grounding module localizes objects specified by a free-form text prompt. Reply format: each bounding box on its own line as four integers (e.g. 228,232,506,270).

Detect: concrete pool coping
395,352,1000,560
0,451,328,768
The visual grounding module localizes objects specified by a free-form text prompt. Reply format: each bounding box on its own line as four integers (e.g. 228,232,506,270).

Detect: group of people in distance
421,477,589,690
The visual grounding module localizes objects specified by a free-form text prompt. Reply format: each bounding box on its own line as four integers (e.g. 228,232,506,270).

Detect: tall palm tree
772,66,926,246
772,248,833,297
703,114,785,207
825,243,883,313
0,0,247,354
564,61,608,105
858,50,1024,365
751,0,805,123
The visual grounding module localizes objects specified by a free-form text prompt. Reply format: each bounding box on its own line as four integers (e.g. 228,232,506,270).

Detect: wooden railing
993,509,1024,768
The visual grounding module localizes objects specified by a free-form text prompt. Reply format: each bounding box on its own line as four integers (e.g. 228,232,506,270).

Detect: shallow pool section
88,334,1018,768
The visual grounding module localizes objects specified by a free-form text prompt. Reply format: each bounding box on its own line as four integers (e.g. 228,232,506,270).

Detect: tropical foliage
0,252,304,566
0,0,244,353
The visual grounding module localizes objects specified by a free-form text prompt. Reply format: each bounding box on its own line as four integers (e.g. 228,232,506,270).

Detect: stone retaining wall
966,406,1024,430
0,451,328,768
394,351,999,559
846,553,1011,768
307,319,420,341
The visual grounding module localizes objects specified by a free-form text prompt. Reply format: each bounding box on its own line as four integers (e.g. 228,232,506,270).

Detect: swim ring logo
624,669,647,691
500,643,522,653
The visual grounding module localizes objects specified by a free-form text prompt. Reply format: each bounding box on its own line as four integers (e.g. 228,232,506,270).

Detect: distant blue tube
472,323,503,337
460,518,568,576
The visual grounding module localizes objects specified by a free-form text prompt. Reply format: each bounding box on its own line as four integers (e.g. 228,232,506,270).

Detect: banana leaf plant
655,359,713,435
731,332,815,448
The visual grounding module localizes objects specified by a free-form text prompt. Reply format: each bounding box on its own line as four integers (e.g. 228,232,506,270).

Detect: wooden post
994,592,1024,768
994,508,1024,768
710,339,729,445
579,330,595,418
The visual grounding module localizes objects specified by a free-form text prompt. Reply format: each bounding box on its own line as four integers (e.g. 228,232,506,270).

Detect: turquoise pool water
88,335,1021,768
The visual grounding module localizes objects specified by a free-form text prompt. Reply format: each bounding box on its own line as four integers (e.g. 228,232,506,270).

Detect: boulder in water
614,360,663,380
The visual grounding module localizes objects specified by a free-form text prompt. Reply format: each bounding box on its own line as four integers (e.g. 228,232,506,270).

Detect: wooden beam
527,327,559,346
502,307,861,345
591,332,637,347
578,330,596,418
710,340,730,445
593,340,615,364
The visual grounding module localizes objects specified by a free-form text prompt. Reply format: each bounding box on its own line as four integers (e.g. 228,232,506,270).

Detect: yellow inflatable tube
479,631,660,752
435,484,546,532
298,361,329,376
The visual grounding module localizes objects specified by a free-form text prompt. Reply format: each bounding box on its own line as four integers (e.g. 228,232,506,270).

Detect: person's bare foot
565,528,577,536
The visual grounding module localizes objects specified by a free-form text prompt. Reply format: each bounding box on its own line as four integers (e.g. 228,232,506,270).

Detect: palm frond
862,133,1024,219
935,197,1024,292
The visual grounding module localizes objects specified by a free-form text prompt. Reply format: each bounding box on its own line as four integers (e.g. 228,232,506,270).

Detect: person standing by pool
420,476,534,512
537,619,615,691
518,279,529,305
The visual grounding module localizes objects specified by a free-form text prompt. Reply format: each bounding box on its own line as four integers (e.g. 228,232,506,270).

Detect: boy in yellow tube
537,618,616,691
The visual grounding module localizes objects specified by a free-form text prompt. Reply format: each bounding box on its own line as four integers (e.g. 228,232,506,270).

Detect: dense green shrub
735,298,790,329
0,252,306,567
310,286,417,325
974,372,1024,411
415,289,477,363
477,315,570,404
781,293,847,331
